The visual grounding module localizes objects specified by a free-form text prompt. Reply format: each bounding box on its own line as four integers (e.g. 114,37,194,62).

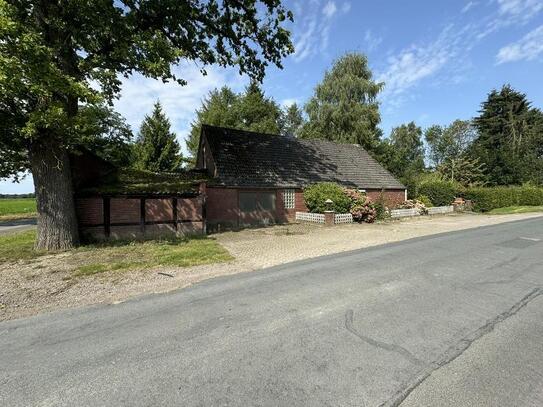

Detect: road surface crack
345,309,424,367
381,287,543,407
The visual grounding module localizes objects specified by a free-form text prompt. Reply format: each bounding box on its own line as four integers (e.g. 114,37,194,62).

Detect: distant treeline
0,193,35,199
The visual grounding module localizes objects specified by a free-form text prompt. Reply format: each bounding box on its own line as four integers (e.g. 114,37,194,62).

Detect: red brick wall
366,189,406,208
76,195,204,240
206,188,239,227
178,197,203,220
75,198,103,226
145,199,173,222
110,198,140,224
284,189,307,221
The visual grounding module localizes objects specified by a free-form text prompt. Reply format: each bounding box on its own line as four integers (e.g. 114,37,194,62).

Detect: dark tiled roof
202,125,405,190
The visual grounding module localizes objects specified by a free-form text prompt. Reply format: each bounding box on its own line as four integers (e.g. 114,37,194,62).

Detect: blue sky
2,0,542,194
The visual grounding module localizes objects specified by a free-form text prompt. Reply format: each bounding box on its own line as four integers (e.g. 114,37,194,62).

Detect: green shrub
418,180,458,206
462,185,543,212
416,195,433,208
303,182,352,213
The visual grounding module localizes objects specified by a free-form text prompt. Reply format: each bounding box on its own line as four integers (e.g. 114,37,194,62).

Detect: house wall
75,195,204,241
206,187,300,232
205,186,406,232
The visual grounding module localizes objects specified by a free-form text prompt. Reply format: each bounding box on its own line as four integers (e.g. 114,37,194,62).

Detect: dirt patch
1,212,541,321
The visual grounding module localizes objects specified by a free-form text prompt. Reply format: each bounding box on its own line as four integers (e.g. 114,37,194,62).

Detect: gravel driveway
1,212,542,321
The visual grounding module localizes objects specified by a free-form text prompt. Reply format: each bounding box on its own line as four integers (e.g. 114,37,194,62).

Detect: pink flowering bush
396,199,428,215
344,188,378,223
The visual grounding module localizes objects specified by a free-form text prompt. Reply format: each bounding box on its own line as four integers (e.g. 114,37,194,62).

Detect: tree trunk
30,139,79,250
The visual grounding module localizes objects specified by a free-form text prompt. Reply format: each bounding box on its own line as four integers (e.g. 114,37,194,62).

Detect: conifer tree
133,102,182,172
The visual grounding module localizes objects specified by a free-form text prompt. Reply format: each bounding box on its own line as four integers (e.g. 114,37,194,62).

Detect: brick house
196,125,406,231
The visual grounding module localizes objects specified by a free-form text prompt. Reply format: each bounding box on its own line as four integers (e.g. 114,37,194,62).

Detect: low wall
295,212,353,225
391,205,455,219
75,195,205,241
428,205,454,215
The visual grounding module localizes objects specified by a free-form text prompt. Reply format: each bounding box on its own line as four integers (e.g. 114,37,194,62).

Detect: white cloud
292,0,352,62
497,0,543,19
377,25,466,101
322,1,337,18
496,25,543,63
364,29,383,52
114,63,247,154
461,1,478,13
477,0,543,38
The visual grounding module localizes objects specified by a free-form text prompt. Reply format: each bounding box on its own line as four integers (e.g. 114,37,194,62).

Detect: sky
2,0,543,194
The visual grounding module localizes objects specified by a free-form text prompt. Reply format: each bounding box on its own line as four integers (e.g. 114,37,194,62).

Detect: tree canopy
300,53,384,153
379,122,425,181
0,0,293,249
469,85,543,185
186,82,284,161
280,103,305,138
133,102,182,172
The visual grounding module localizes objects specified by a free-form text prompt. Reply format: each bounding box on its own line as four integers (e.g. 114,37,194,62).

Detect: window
239,192,257,212
260,192,276,211
239,192,276,213
283,189,295,209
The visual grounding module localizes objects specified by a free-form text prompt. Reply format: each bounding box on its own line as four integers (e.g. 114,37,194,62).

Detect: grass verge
487,206,543,215
0,198,37,221
0,231,233,276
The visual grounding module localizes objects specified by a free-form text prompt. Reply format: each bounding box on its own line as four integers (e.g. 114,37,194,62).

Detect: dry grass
0,231,233,277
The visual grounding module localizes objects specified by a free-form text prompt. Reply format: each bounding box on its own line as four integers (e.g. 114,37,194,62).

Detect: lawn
487,206,543,215
0,198,37,221
0,230,233,276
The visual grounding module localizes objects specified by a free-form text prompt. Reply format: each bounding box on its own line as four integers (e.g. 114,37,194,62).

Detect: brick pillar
324,210,335,226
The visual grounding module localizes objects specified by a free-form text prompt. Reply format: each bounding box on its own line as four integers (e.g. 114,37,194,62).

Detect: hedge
417,180,458,207
462,186,543,212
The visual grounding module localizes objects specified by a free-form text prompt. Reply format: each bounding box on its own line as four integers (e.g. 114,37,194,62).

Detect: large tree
470,85,543,185
424,120,485,186
133,102,182,172
300,52,384,152
280,102,304,138
0,0,293,249
379,122,425,180
187,81,283,162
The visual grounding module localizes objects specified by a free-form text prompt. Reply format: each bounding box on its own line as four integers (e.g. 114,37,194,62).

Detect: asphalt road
0,218,36,234
1,217,542,407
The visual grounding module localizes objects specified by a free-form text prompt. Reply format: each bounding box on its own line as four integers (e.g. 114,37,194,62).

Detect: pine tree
133,102,182,172
281,103,304,137
470,85,543,185
186,87,239,158
300,52,384,152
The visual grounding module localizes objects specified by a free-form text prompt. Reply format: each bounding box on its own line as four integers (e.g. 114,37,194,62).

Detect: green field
487,205,543,215
0,198,37,220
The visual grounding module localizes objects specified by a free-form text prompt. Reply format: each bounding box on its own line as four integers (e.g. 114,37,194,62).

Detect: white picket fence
334,213,353,224
296,212,325,224
428,205,454,215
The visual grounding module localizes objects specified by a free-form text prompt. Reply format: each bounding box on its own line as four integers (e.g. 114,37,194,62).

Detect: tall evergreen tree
281,103,304,138
470,85,543,185
187,82,283,164
133,102,182,172
186,87,239,158
300,53,384,152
